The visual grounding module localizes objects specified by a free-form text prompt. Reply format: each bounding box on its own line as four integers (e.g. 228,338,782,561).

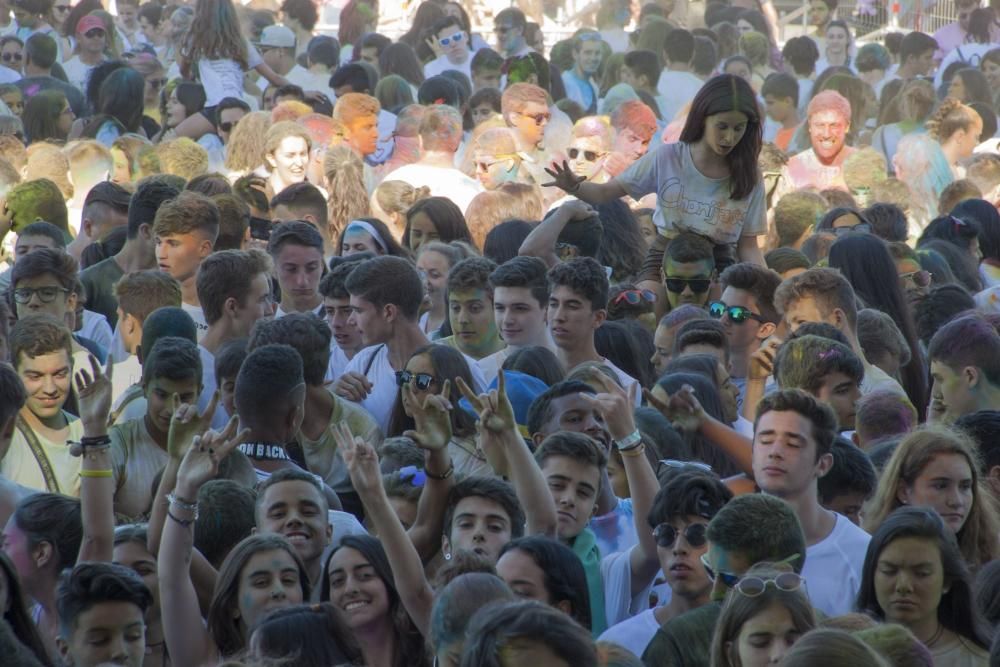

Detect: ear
383,302,398,324
896,481,911,506
756,321,776,340
81,218,94,239
199,238,213,258
831,307,847,330
33,540,53,570
592,308,607,329
138,223,152,241
265,152,277,170
223,295,239,319
66,290,79,313
851,431,860,447
815,451,833,479
441,533,452,559
962,365,980,390
56,636,71,665
555,599,574,617
531,431,545,448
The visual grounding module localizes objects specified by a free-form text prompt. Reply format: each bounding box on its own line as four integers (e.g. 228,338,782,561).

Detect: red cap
76,15,106,35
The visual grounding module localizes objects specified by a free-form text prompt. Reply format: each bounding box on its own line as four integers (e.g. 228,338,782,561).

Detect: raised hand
403,379,453,452
576,373,637,441
750,336,782,381
175,416,247,497
167,391,220,461
644,384,705,433
74,354,113,435
542,160,586,192
456,371,515,435
333,422,384,497
334,371,373,402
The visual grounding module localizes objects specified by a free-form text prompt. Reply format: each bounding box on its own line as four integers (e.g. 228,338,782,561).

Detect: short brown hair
719,262,782,323
114,270,182,322
774,267,858,329
754,388,838,459
152,191,220,244
501,82,547,116
211,194,250,251
196,249,273,325
773,191,826,248
9,314,73,368
11,247,77,291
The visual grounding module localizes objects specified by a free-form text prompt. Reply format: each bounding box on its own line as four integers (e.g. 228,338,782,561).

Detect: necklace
925,622,945,648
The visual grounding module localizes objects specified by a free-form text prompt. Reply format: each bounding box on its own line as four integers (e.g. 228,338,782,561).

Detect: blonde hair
156,138,209,181
371,181,431,239
264,121,312,160
843,147,888,193
111,134,157,181
863,425,1000,568
224,111,272,173
64,139,114,186
270,100,313,123
25,143,73,200
323,144,369,241
464,182,543,249
333,92,380,125
926,98,980,142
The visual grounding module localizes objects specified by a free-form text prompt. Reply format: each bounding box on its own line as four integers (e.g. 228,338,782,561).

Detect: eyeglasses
734,572,805,597
653,522,708,549
13,286,70,304
833,221,870,235
84,29,106,39
708,301,764,324
494,24,515,35
517,110,550,126
899,269,932,287
54,4,70,12
147,77,167,89
568,147,607,162
657,459,713,476
613,288,656,306
700,553,742,588
396,370,436,390
1,52,22,62
663,277,712,294
439,31,464,46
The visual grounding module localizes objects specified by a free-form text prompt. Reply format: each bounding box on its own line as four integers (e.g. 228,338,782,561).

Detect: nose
107,633,129,663
270,580,287,600
768,639,791,664
947,488,965,508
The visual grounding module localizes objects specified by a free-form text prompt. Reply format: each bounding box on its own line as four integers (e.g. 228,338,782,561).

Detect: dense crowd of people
1,0,1000,665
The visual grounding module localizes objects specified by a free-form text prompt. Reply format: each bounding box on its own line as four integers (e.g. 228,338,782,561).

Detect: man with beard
783,90,856,192
562,31,603,115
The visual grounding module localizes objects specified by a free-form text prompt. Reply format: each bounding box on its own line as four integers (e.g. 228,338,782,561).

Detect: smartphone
249,216,272,241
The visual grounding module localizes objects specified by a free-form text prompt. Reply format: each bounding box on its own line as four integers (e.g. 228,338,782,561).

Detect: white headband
345,220,388,252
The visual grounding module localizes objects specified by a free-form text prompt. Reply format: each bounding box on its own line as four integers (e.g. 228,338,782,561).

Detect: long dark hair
856,506,991,649
657,372,740,476
0,552,52,666
253,602,364,666
86,67,145,136
953,198,1000,263
594,320,654,389
321,535,430,667
498,536,592,630
679,73,762,200
919,239,982,293
387,343,478,438
402,196,473,248
595,199,645,283
827,234,927,420
379,42,426,86
23,90,69,143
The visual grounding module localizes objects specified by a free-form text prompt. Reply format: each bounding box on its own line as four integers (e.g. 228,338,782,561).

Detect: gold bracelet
79,469,113,478
619,444,646,458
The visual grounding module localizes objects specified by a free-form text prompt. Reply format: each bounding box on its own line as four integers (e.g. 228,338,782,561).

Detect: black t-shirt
80,256,124,329
17,75,87,117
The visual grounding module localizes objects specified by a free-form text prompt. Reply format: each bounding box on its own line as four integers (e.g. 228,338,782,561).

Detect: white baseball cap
258,25,296,49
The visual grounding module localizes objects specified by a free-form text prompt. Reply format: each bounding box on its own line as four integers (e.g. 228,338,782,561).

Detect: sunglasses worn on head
900,269,932,288
708,300,764,324
657,459,712,476
13,286,69,304
653,522,708,549
664,277,711,294
614,289,656,306
700,553,741,587
396,370,435,390
2,52,22,62
734,572,805,597
439,31,464,46
568,147,606,162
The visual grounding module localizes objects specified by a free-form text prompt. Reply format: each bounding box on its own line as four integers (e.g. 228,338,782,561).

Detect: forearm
737,235,766,267
574,180,627,205
502,430,557,537
147,458,180,556
518,210,568,267
408,448,454,563
362,487,433,637
700,416,753,476
623,447,661,591
77,425,114,563
741,378,766,423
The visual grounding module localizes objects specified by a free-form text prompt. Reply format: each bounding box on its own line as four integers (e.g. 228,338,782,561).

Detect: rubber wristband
79,469,113,478
425,461,455,481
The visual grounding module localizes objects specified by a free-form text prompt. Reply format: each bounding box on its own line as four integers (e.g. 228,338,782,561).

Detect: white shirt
655,71,704,124
423,53,473,82
182,302,208,342
197,40,263,107
601,547,655,627
80,309,113,356
285,63,336,101
599,609,662,660
0,64,19,83
802,512,871,617
369,109,397,166
62,55,100,92
111,354,142,405
381,162,483,214
197,344,229,430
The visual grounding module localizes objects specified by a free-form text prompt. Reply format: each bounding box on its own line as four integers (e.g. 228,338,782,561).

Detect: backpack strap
14,415,61,494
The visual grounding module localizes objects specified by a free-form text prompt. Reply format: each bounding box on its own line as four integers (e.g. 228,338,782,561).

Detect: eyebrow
756,429,806,444
455,511,508,524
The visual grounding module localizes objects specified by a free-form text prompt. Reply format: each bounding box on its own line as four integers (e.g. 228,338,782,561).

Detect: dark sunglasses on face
708,300,763,324
700,553,741,587
2,52,22,62
219,121,235,133
13,286,69,304
494,24,514,34
613,288,656,306
396,370,435,390
733,572,805,597
833,221,870,235
439,31,464,46
147,77,167,89
900,269,932,287
518,110,550,126
664,277,712,294
653,522,708,549
567,147,606,161
54,4,70,12
85,29,105,39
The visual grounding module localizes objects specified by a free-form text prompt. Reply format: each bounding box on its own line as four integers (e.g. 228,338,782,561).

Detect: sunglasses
613,288,656,306
1,52,22,62
147,77,167,89
494,24,515,34
700,553,741,588
396,370,436,390
708,301,763,324
439,31,464,46
833,221,870,235
219,121,236,133
652,522,708,549
663,277,711,294
899,269,932,287
657,459,713,477
84,29,106,39
734,572,805,597
568,147,607,162
517,110,550,126
54,4,70,11
13,286,69,304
